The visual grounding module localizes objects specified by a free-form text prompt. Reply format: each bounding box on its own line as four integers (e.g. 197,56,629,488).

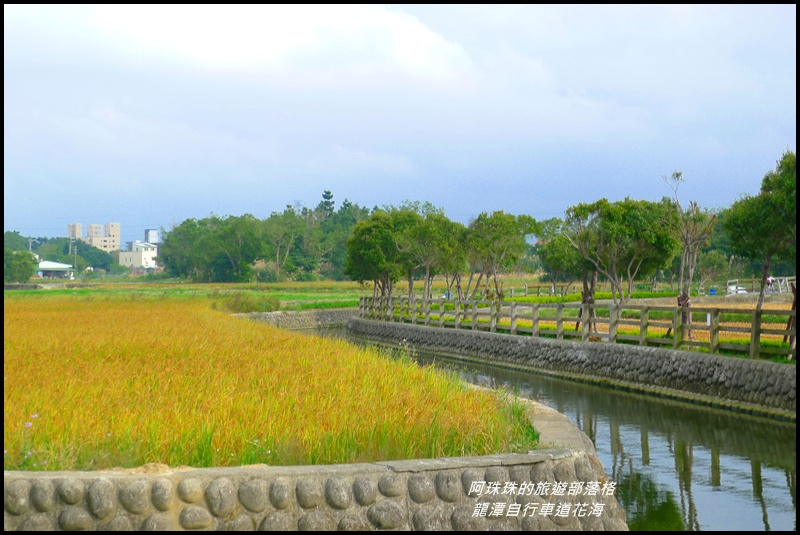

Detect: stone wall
347,318,796,421
4,449,628,531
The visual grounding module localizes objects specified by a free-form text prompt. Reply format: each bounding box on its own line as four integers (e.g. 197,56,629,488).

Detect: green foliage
4,248,37,283
4,231,29,251
723,150,796,306
345,211,401,295
157,193,370,283
566,197,679,304
160,214,264,282
464,211,539,299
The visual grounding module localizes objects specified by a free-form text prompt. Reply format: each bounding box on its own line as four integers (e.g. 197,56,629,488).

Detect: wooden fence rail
358,297,797,361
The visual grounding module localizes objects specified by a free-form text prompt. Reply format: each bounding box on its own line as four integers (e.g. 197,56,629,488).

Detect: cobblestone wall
347,318,796,421
4,450,628,531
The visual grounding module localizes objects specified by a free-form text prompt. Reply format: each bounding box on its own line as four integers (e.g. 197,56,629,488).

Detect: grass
4,292,538,471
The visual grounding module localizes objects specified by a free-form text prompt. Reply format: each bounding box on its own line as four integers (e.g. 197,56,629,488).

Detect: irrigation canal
313,327,797,531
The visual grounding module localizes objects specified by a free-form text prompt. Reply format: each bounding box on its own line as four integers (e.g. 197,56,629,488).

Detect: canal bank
346,317,796,421
271,310,794,530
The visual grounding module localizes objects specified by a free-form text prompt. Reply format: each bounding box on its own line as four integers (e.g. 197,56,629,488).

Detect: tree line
157,192,370,283
3,234,125,283
4,151,795,306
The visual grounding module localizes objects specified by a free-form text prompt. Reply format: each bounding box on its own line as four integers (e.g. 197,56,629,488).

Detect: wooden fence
358,296,797,361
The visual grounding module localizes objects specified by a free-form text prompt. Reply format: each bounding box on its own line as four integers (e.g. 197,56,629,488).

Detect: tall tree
663,171,717,339
566,198,679,308
344,211,399,297
462,211,538,300
663,172,717,302
395,211,461,299
4,248,37,283
263,206,304,282
723,150,796,309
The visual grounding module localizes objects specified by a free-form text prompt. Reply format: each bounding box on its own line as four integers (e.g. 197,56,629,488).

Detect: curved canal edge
346,317,796,422
4,427,628,530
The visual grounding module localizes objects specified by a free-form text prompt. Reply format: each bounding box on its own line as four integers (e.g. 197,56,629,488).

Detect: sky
4,4,796,247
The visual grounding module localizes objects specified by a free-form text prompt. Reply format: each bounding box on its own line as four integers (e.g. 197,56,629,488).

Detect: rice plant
4,294,538,471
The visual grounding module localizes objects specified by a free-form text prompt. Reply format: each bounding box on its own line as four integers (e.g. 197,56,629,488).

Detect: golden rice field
4,294,537,471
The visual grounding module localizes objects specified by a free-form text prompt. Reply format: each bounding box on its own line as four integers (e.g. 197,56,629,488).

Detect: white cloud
85,5,472,82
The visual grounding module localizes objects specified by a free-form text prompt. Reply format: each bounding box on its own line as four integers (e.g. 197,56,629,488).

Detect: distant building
67,223,82,240
144,229,160,244
67,222,121,253
37,260,74,280
118,241,158,270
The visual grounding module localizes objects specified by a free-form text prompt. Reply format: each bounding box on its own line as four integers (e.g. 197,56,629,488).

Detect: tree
461,211,538,300
723,150,796,309
159,218,206,280
4,231,29,252
344,211,400,297
263,206,304,282
537,219,586,295
319,198,370,280
664,171,717,301
212,214,263,282
4,248,37,283
663,171,717,339
159,214,263,282
696,250,728,292
566,198,679,308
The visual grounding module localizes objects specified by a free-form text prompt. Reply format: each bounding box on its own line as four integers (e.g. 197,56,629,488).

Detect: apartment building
118,241,158,269
67,222,121,253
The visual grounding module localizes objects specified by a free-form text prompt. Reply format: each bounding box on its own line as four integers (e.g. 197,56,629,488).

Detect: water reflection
411,353,796,532
316,329,796,530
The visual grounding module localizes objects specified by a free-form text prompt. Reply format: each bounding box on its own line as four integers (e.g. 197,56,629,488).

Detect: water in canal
411,352,797,531
316,328,796,531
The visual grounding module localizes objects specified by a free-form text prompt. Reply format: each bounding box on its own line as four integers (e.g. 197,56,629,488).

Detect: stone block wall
347,318,796,421
4,451,628,531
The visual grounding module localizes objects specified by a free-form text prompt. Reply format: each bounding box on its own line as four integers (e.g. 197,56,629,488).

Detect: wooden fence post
454,301,462,329
532,305,540,337
556,303,564,340
709,309,720,354
471,301,478,330
749,309,762,359
639,306,649,347
510,302,518,335
608,304,617,344
672,307,681,349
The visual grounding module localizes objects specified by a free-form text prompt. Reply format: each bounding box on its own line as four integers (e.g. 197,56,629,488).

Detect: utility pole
70,237,77,279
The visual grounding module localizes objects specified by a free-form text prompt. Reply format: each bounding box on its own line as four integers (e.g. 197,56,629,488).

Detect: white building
118,241,158,269
37,260,74,279
144,228,160,244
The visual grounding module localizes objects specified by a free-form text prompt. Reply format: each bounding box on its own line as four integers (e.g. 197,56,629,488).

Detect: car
727,285,747,295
